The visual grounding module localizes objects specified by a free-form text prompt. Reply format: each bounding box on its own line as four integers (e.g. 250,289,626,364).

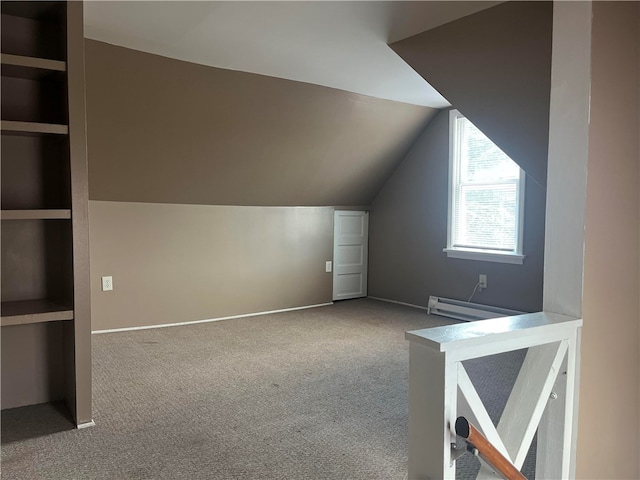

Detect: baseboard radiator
427,296,523,322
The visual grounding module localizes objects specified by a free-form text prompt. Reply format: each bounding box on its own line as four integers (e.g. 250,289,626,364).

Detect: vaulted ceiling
391,1,553,186
83,1,552,208
83,1,501,108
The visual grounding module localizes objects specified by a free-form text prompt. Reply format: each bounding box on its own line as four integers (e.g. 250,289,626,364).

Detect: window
444,110,525,264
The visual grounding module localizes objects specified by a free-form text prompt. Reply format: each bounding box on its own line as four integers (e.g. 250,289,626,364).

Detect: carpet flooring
1,298,535,479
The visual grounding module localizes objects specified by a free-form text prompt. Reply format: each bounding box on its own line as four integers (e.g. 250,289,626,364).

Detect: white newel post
407,341,456,479
406,313,582,480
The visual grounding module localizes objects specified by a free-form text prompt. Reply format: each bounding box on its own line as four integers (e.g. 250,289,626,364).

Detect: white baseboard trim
367,296,428,311
92,302,334,334
77,420,95,429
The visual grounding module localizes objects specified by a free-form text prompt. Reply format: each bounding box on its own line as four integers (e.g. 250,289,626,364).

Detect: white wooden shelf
1,209,71,220
1,299,73,327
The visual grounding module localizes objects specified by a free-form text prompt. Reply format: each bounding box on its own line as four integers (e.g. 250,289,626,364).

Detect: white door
333,210,369,301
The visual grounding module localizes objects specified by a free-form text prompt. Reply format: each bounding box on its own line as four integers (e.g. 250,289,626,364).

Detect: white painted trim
77,420,95,429
406,311,582,361
406,311,582,478
498,341,569,469
446,109,457,251
443,248,525,265
367,296,428,311
543,0,591,318
92,302,333,334
457,363,511,461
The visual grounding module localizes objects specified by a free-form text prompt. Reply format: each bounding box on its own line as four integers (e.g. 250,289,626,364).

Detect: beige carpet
1,298,534,479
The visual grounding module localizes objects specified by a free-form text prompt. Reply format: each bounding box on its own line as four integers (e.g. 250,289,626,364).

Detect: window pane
457,117,519,183
453,183,517,251
448,111,524,256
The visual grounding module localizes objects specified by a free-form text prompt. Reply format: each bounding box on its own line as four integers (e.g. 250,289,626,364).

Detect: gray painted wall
391,1,552,188
373,0,552,312
368,109,545,313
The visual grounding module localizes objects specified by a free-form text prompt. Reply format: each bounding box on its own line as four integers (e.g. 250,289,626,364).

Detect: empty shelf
1,53,66,79
1,299,73,327
1,120,68,135
1,209,71,220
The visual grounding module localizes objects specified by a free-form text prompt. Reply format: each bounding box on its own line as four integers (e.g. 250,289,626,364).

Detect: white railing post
407,342,457,479
535,327,581,479
406,312,582,480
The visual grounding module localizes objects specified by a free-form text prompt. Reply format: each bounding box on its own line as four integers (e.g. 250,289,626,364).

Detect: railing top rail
406,311,582,356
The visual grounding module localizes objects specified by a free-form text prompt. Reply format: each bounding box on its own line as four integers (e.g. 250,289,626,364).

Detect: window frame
444,109,526,265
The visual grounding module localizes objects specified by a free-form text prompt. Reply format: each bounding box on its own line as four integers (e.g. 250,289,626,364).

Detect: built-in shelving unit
1,0,91,428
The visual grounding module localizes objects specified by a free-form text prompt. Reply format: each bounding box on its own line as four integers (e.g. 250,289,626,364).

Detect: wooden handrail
455,416,527,480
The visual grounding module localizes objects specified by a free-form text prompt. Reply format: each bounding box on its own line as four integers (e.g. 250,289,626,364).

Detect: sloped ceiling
84,1,500,108
84,1,528,207
85,41,437,207
391,1,553,187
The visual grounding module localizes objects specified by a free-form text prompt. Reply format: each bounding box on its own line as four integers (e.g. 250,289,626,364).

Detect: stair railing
455,416,526,480
405,312,582,479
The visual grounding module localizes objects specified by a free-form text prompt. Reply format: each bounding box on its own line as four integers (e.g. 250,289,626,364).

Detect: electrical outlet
101,276,113,292
479,274,487,290
325,261,332,273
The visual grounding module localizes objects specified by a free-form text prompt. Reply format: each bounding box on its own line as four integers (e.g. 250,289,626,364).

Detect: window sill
443,248,525,265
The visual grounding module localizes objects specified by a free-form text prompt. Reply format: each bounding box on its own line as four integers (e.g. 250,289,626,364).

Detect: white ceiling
84,1,500,108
